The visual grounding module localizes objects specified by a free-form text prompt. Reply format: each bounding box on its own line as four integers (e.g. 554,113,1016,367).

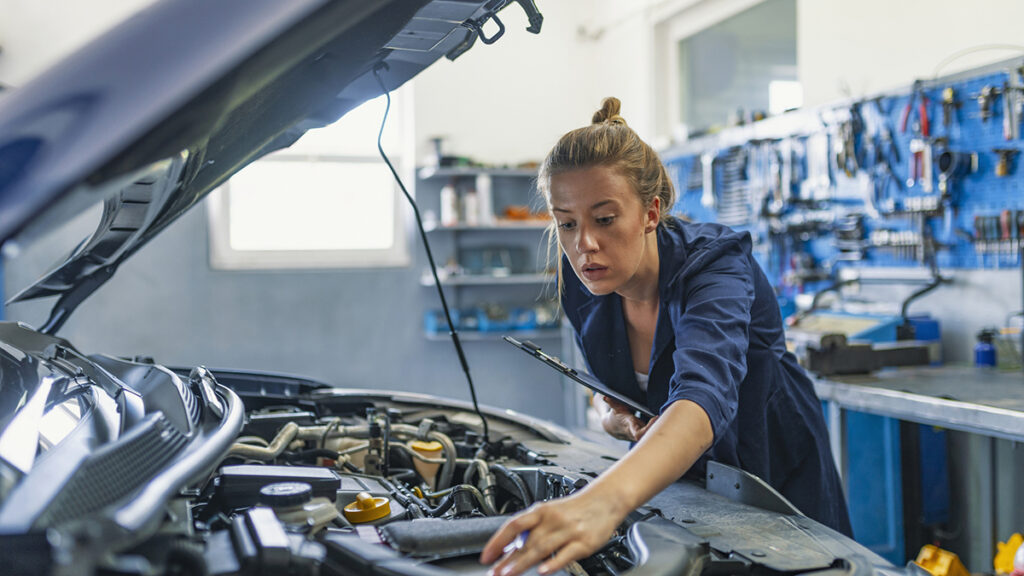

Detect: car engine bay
0,321,904,576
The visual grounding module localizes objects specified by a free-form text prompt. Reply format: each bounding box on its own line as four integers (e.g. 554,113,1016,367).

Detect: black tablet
503,335,655,420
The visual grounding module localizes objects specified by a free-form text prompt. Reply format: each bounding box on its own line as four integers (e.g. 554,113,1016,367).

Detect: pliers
900,81,930,184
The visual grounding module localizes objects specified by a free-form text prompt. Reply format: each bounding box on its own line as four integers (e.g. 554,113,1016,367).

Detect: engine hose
295,423,370,441
490,464,533,506
393,487,455,518
390,425,457,489
427,431,456,490
165,539,208,576
226,422,298,460
462,459,496,512
428,484,497,516
461,484,497,516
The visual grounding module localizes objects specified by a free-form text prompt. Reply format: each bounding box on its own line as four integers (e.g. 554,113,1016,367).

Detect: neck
617,228,660,304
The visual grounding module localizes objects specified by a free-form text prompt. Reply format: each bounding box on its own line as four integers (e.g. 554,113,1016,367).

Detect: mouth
579,262,608,281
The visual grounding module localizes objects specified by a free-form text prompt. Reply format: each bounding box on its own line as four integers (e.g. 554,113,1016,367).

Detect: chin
581,279,617,296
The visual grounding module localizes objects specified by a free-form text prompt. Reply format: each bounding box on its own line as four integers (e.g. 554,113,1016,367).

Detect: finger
538,542,589,576
493,529,565,576
480,513,541,564
626,417,645,441
634,416,659,441
602,395,628,411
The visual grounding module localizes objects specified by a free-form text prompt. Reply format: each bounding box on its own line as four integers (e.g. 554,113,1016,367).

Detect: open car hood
0,0,542,333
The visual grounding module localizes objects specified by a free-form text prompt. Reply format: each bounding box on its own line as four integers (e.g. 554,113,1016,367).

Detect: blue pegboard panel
655,59,1019,564
662,57,1024,288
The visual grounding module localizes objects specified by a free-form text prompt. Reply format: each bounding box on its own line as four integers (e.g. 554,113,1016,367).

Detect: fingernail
500,564,514,576
538,564,550,575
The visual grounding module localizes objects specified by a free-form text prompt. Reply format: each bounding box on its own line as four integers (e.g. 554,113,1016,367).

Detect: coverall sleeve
661,239,754,446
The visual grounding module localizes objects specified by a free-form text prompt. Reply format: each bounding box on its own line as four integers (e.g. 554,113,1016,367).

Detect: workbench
814,366,1024,462
813,366,1024,568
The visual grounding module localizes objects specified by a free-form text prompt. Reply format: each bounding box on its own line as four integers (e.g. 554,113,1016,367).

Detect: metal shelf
417,166,537,180
420,273,553,286
424,221,549,232
424,329,561,342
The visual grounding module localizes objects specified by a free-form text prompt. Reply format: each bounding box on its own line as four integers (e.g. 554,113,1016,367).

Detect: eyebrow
550,199,617,213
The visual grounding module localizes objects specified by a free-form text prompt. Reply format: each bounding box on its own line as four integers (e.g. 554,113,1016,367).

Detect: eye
557,221,577,231
596,215,616,225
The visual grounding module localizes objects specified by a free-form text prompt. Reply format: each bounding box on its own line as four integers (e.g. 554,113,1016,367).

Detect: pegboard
662,58,1024,300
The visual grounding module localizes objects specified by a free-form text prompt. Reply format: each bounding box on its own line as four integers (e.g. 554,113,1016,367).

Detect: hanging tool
700,150,717,209
934,138,977,197
1001,209,1013,253
1017,210,1024,253
993,148,1019,177
941,87,960,129
1003,80,1018,140
976,85,997,123
901,82,931,189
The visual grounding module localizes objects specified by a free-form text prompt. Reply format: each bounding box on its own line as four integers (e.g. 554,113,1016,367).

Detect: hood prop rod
373,65,491,444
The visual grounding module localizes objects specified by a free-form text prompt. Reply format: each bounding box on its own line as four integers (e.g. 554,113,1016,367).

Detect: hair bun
591,97,627,126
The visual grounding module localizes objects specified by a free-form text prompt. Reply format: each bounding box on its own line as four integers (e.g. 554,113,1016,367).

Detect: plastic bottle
463,189,479,226
440,183,458,227
475,173,494,225
975,329,997,367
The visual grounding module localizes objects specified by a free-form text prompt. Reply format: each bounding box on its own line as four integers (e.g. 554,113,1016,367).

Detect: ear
644,197,660,233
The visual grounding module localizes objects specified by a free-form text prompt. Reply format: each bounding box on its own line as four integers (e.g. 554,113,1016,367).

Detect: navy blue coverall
562,219,853,536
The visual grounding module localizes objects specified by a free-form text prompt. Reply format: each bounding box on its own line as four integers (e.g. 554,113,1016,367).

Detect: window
674,0,799,136
207,91,411,269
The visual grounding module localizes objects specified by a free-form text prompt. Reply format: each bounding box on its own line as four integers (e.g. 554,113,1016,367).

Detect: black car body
0,1,914,575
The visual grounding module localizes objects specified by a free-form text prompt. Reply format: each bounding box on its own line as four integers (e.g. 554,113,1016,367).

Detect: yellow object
410,440,444,489
916,545,969,576
995,533,1024,574
412,486,424,499
343,492,391,524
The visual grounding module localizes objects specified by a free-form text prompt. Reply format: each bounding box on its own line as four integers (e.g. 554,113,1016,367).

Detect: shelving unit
419,272,552,287
424,221,549,232
423,329,561,342
416,165,558,341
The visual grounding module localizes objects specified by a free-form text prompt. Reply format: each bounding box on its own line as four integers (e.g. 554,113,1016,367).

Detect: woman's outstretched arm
480,399,713,576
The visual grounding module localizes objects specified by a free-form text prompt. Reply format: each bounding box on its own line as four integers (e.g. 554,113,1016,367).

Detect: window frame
206,89,413,271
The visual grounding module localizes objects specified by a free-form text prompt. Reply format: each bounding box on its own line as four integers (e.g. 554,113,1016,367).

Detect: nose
576,223,598,254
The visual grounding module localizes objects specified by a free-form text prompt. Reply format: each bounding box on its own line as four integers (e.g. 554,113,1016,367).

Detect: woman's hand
479,489,627,576
482,400,712,576
596,394,658,441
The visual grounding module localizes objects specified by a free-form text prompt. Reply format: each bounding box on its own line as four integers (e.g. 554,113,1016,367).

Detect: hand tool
993,148,1019,177
901,83,930,189
941,87,959,129
976,85,997,123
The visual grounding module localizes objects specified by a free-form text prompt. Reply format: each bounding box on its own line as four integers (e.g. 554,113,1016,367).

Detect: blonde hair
538,97,677,299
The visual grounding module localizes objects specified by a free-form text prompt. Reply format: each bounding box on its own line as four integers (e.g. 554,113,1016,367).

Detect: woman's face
549,165,659,296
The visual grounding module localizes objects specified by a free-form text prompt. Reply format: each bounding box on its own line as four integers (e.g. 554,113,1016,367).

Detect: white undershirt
635,371,649,393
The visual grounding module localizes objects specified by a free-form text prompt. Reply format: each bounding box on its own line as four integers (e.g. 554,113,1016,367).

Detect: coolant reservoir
325,436,368,469
410,440,443,489
259,482,338,534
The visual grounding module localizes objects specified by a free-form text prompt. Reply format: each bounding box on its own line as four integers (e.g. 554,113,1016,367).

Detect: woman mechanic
480,98,852,576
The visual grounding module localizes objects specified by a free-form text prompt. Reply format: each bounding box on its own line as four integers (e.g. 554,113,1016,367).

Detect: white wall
798,0,1024,106
413,0,625,167
0,0,154,87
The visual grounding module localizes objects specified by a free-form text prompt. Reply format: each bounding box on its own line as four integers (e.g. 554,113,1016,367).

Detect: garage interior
1,0,1023,574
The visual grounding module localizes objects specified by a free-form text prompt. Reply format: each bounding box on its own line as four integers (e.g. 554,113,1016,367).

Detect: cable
931,44,1024,79
372,64,491,444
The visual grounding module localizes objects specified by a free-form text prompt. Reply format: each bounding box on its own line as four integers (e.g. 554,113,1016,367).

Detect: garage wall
797,0,1024,107
413,0,658,166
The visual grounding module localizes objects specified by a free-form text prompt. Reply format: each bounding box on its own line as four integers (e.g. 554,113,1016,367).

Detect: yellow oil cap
410,440,443,455
343,492,391,524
